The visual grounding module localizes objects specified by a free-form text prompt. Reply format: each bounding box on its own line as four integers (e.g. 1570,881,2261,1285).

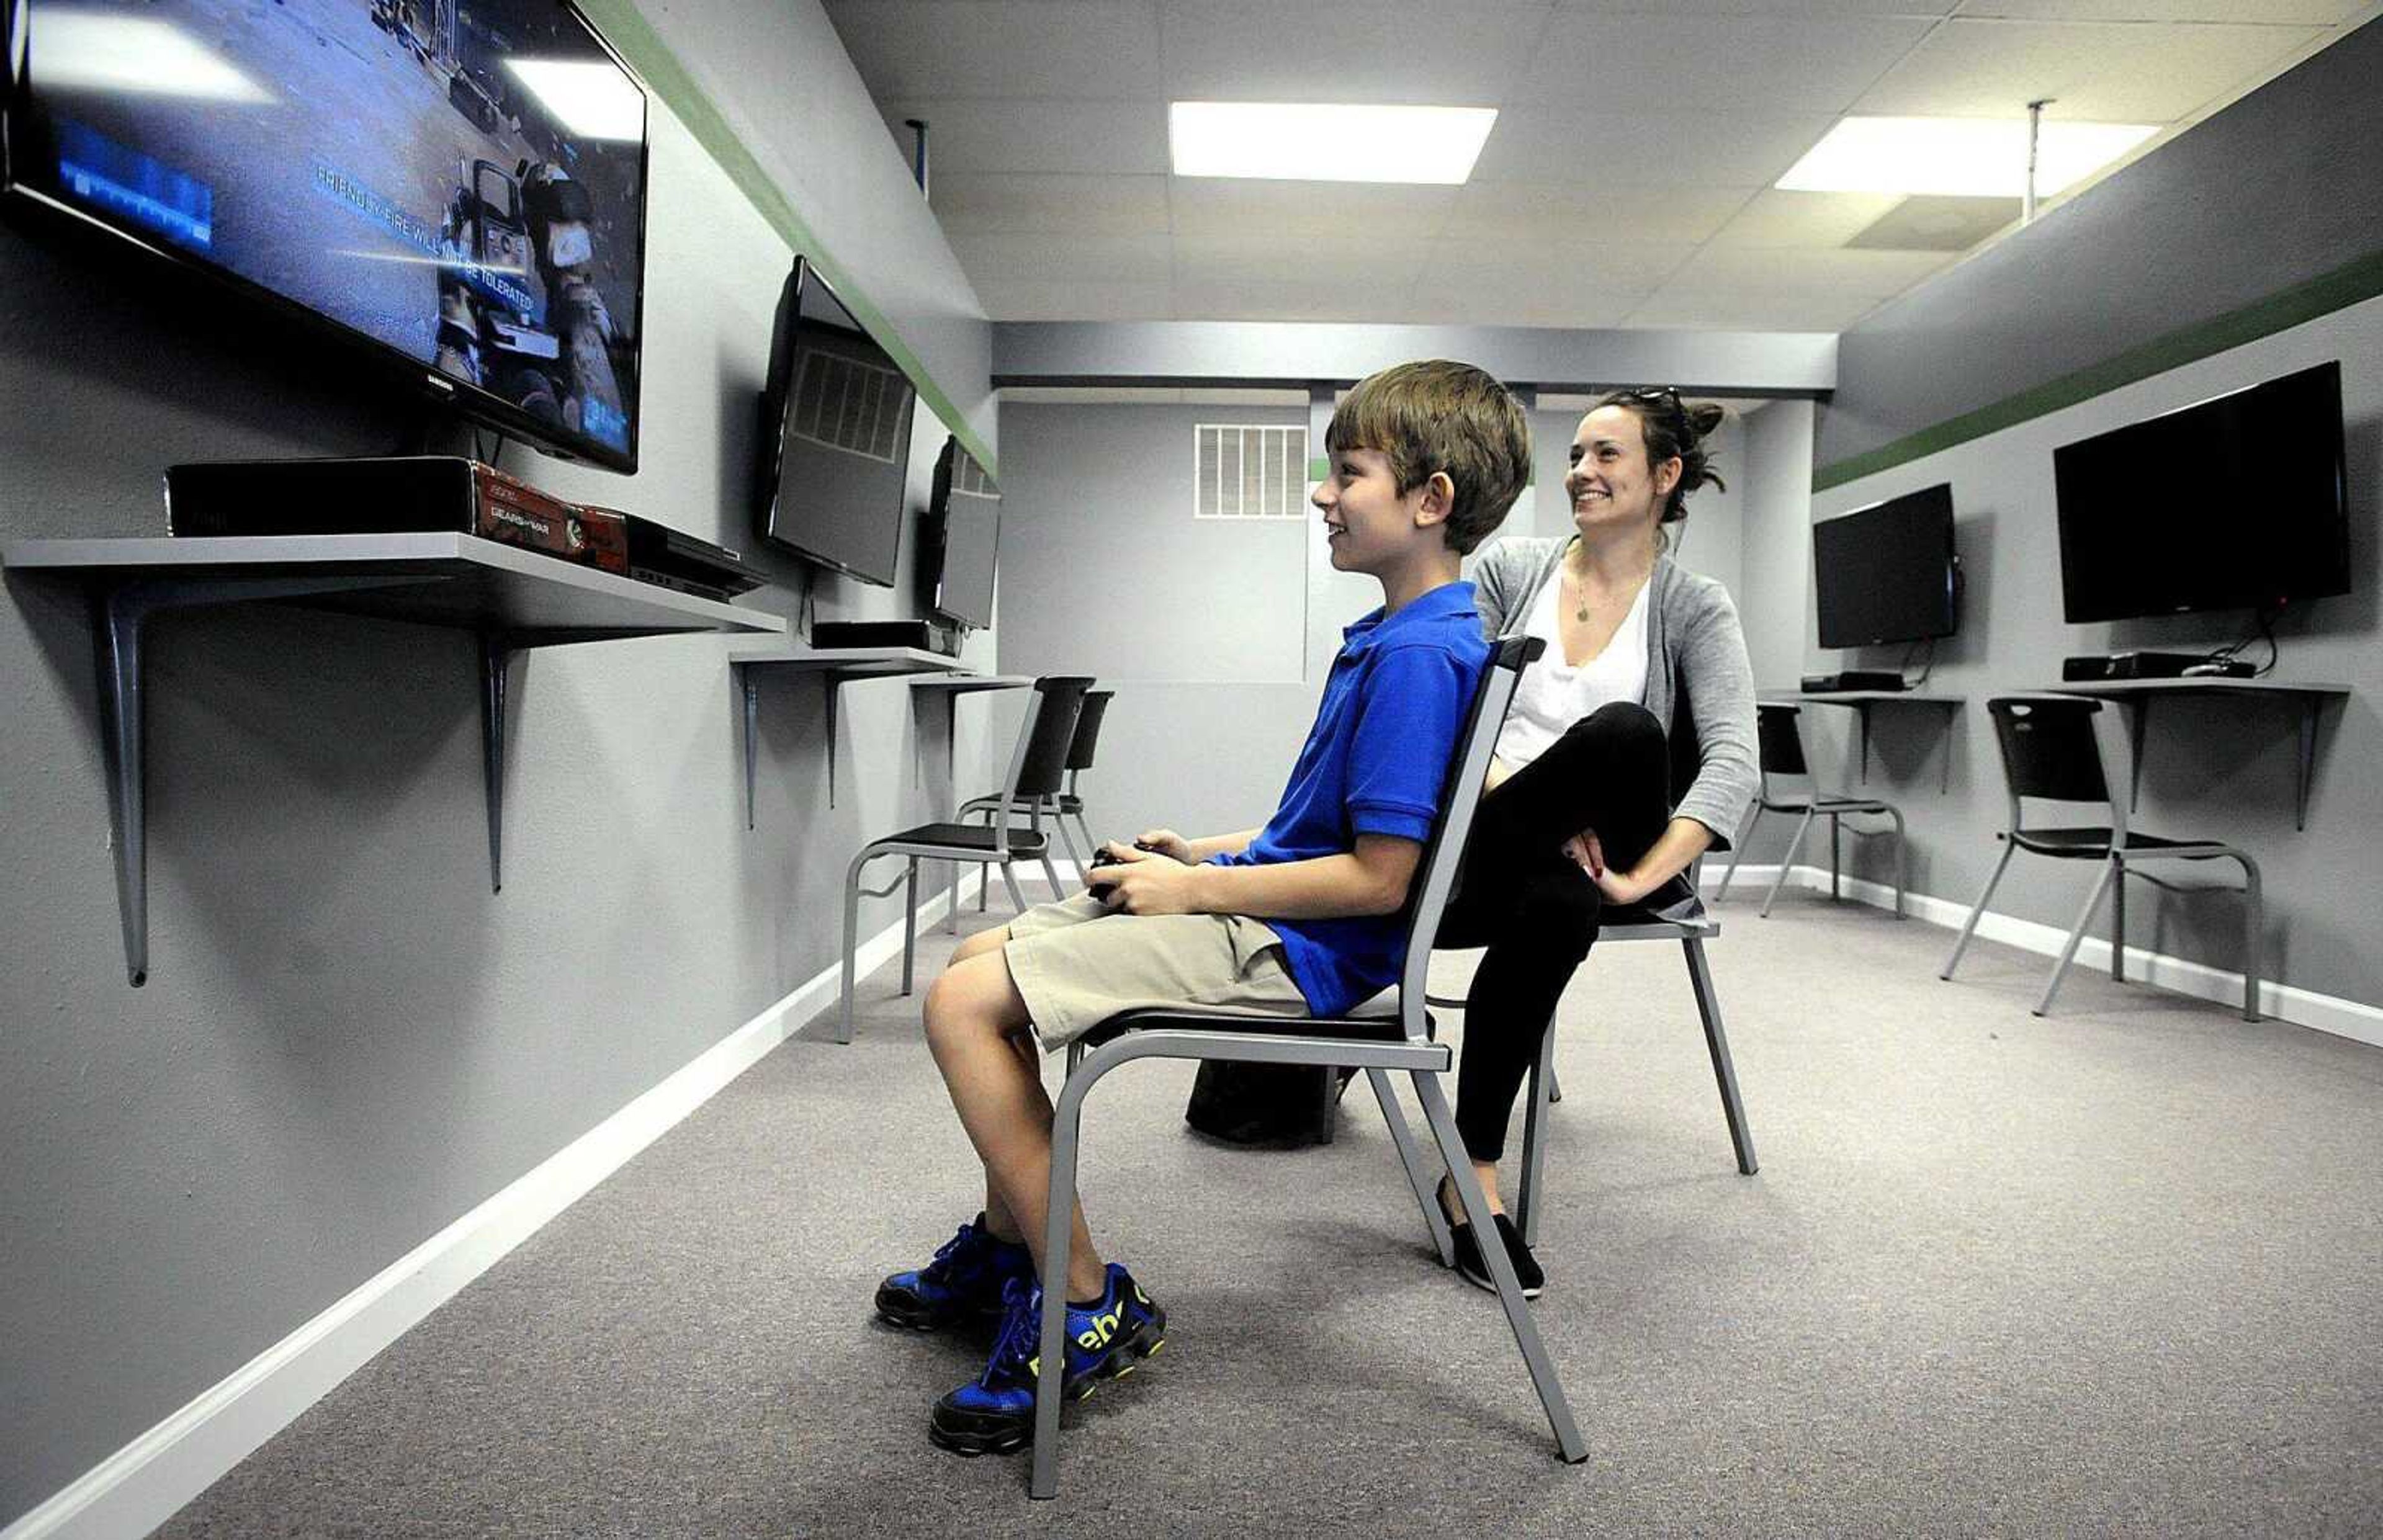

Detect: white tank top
1494,572,1651,769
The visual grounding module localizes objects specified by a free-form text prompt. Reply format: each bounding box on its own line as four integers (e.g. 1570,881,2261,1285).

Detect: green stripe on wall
1813,244,2383,493
573,0,995,477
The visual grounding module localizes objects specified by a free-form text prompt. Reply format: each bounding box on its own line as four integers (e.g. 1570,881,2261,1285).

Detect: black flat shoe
1438,1186,1545,1299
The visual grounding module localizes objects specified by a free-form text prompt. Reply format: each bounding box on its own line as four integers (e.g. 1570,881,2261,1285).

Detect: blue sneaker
875,1214,1034,1332
928,1265,1167,1456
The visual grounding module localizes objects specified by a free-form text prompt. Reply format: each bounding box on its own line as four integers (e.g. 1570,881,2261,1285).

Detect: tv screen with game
2053,361,2349,624
1,0,652,470
1813,482,1959,648
758,254,917,586
929,436,999,630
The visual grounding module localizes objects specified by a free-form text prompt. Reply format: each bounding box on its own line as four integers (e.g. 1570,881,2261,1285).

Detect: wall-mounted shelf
2049,678,2351,830
2,533,788,985
1774,691,1967,792
727,643,985,818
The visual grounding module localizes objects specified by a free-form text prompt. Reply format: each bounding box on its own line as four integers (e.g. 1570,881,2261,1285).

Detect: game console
2060,651,2243,681
810,619,958,656
165,456,630,575
1800,670,1908,693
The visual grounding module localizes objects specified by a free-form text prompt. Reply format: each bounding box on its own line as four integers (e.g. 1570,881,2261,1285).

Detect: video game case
163,456,629,576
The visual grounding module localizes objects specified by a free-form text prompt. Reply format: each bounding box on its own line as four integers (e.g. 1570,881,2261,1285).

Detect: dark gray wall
1815,15,2383,477
0,85,994,1540
995,403,1752,849
1777,295,2380,1011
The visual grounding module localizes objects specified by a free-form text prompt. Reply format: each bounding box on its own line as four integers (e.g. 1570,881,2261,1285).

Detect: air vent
792,347,908,463
1196,424,1309,519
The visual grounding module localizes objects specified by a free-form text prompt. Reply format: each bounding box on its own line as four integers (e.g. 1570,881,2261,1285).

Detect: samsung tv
758,254,916,586
927,436,999,630
2,0,651,470
1813,482,1959,648
2053,361,2349,623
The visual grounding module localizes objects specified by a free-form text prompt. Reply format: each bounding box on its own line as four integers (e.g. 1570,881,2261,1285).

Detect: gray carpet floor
159,895,2383,1538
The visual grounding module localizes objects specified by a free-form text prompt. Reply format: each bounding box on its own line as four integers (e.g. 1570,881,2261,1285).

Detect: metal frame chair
1716,702,1907,920
958,688,1113,915
1026,637,1584,1498
835,676,1092,1044
1430,890,1759,1253
1942,695,2262,1020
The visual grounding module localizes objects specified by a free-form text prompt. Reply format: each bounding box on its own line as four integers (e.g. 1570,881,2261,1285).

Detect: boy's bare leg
923,949,1107,1300
940,923,1025,1235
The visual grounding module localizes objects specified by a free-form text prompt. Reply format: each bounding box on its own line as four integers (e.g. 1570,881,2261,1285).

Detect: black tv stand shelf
1776,690,1965,792
2049,677,2351,830
2,533,788,985
727,643,989,818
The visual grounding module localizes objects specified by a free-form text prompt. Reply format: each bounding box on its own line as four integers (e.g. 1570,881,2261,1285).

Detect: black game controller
1087,839,1160,900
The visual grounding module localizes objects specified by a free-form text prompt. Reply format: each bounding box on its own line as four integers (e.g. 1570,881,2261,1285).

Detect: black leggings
1438,701,1674,1163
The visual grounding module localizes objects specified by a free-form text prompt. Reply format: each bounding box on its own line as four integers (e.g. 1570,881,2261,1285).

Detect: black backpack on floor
1184,1060,1358,1147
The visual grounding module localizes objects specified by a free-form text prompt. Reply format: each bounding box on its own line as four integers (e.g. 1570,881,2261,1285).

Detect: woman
1435,387,1758,1296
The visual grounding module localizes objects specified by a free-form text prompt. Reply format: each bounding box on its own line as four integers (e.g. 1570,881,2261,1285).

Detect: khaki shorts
1002,893,1311,1052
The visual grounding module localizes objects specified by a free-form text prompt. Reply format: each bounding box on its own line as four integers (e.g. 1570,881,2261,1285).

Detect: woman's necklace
1563,562,1592,624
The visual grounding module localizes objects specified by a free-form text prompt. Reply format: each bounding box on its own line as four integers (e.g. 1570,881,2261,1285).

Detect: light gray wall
1779,296,2380,1011
1813,14,2383,474
0,51,995,1538
1737,401,1819,696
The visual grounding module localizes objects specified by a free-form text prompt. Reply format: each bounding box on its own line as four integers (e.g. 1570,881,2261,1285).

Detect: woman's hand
1563,830,1655,906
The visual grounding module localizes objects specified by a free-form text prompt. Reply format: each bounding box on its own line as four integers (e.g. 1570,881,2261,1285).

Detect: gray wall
1782,295,2381,1010
995,401,1753,849
1814,14,2383,475
1737,401,1819,696
0,44,995,1537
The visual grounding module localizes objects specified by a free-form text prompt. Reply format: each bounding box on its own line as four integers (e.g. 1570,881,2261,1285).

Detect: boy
877,359,1532,1456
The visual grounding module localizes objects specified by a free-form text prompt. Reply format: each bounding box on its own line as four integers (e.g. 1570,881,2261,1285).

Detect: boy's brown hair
1326,359,1531,555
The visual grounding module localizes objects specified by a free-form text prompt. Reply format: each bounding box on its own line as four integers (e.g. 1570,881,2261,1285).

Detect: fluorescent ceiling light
1777,117,2158,199
32,12,272,101
1170,102,1497,184
503,60,645,142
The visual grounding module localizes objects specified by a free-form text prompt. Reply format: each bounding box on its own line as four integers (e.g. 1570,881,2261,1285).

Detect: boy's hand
1132,828,1194,864
1092,845,1205,915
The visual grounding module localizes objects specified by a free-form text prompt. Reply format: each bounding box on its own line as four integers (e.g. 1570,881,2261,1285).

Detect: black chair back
1756,702,1808,777
1064,690,1114,773
1016,677,1095,799
1986,697,2110,805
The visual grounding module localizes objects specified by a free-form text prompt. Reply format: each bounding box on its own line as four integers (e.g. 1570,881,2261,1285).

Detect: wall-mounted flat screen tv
758,254,915,586
1,0,651,470
2053,360,2349,623
1813,482,1959,648
929,436,999,630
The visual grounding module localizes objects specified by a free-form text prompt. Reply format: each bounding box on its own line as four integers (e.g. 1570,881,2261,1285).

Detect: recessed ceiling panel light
1170,102,1497,184
1777,117,2158,199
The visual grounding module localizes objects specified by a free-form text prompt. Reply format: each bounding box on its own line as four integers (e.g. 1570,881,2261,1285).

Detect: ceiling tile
1172,279,1420,322
948,231,1176,282
1558,0,1957,12
1410,240,1692,326
1704,188,1910,246
824,2,1163,100
1447,182,1756,244
1665,244,1956,292
1167,180,1461,239
931,173,1172,235
878,98,1170,175
1171,234,1434,287
1159,2,1549,105
1950,0,2361,20
1472,108,1838,186
1513,12,1939,111
1855,17,2327,119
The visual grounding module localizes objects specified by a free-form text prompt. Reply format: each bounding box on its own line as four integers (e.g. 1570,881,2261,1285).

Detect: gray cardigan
1470,538,1759,862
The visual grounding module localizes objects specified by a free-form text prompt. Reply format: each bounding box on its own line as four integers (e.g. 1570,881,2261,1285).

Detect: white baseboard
1,872,990,1540
1717,863,2383,1050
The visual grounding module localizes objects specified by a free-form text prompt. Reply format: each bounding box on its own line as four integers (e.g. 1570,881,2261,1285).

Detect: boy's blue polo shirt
1210,580,1491,1016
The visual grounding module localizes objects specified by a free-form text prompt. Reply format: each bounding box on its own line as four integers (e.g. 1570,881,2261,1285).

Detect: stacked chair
1715,701,1907,919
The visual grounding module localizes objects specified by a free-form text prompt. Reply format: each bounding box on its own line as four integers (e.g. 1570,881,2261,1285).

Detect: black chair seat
1079,1003,1420,1050
874,822,1049,856
2010,826,2224,859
